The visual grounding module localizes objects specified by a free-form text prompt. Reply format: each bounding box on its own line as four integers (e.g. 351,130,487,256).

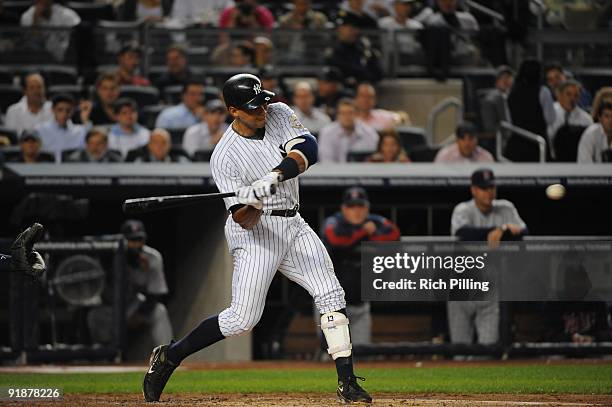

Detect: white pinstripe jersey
211,102,311,212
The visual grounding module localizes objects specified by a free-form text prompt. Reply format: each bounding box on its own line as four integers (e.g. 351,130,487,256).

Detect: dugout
1,163,612,362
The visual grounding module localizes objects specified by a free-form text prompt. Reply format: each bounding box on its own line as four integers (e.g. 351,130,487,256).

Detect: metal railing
426,97,463,146
464,0,505,25
496,121,547,163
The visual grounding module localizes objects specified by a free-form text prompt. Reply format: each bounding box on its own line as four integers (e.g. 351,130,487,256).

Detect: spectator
591,87,612,122
318,98,379,162
129,128,190,162
88,220,173,348
435,122,494,163
108,98,150,158
154,44,194,91
337,0,378,29
480,65,514,134
20,0,81,61
182,99,228,156
277,0,329,29
506,59,556,162
253,36,275,69
259,66,288,104
0,0,21,24
228,41,255,68
170,0,232,26
5,73,53,134
314,67,354,120
341,0,392,18
219,0,274,29
448,168,527,346
115,44,151,87
8,131,54,163
73,72,120,126
367,129,410,162
155,81,203,129
36,94,90,162
325,13,383,86
322,186,400,345
544,62,592,110
548,80,593,161
378,0,423,60
417,0,479,78
291,81,332,135
118,0,173,22
65,127,122,163
577,102,612,163
354,83,403,131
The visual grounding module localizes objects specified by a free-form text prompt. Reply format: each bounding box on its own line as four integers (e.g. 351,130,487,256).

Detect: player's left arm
369,216,401,242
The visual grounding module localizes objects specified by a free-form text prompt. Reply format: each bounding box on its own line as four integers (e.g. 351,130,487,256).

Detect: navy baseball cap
471,168,496,188
343,186,370,206
121,219,147,240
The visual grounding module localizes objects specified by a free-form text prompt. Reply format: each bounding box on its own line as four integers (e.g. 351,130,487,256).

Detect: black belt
269,205,299,217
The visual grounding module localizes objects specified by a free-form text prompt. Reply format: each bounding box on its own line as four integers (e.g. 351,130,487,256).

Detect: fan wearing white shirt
35,94,91,162
548,80,593,139
5,73,53,134
182,99,228,156
291,81,331,135
108,97,151,157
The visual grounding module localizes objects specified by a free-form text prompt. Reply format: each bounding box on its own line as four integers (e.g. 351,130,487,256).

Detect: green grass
0,365,611,394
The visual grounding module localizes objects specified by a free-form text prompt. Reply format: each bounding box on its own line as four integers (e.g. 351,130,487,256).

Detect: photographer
219,0,274,29
87,220,173,350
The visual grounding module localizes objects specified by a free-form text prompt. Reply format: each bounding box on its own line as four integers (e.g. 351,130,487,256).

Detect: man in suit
480,66,514,134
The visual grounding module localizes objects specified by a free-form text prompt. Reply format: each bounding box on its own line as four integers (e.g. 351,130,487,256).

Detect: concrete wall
168,204,251,362
377,78,463,144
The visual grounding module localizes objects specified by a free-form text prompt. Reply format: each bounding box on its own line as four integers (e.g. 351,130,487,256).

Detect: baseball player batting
143,73,371,404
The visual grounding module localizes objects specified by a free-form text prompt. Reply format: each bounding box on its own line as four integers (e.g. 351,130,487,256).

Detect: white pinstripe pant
218,214,347,337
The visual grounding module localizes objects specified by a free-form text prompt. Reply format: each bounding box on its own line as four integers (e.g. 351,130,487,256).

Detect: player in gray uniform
448,168,528,346
143,74,371,404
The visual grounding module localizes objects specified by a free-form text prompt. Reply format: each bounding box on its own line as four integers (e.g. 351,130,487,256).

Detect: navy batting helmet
222,73,275,110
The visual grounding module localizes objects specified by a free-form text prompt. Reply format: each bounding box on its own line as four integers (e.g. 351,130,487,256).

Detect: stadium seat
139,105,165,129
396,126,427,153
66,2,115,22
193,149,214,162
167,128,187,146
3,0,30,16
21,65,79,86
48,84,84,100
409,145,442,162
162,85,182,105
0,84,23,113
347,151,375,162
119,86,160,107
0,67,16,85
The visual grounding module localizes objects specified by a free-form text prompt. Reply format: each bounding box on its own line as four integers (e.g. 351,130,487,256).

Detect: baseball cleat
143,343,177,402
337,375,372,404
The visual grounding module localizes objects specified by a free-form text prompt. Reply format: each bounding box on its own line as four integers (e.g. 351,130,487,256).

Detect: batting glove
236,186,263,210
251,171,280,198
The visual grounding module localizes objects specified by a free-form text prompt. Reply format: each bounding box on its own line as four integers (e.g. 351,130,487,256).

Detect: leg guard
320,311,352,360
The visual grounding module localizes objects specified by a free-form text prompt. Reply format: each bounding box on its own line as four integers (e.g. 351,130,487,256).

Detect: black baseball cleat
337,375,372,404
143,343,178,402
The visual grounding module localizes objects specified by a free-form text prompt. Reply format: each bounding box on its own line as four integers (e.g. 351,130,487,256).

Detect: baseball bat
122,185,276,214
122,192,235,214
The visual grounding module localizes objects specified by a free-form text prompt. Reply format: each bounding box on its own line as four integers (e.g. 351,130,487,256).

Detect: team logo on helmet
253,83,262,94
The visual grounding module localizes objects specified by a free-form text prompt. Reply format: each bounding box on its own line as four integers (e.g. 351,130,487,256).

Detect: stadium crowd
0,0,611,165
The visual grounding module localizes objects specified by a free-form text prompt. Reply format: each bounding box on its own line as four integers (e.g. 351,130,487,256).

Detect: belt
268,205,299,217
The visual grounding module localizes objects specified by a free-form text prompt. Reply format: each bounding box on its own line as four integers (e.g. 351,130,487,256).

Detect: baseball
546,184,566,200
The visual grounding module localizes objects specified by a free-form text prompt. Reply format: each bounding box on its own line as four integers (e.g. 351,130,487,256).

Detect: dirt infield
12,392,610,406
